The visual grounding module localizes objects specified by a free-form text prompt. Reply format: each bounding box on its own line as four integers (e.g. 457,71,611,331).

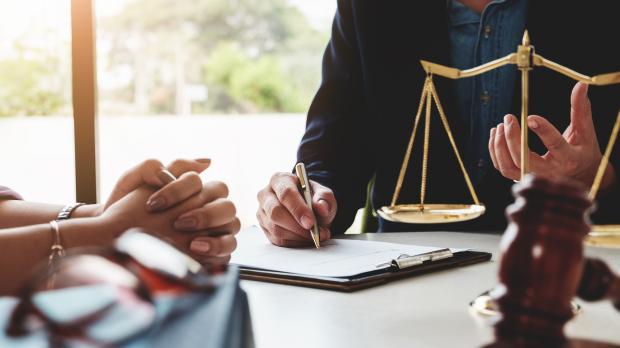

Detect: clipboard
239,249,491,292
233,228,492,292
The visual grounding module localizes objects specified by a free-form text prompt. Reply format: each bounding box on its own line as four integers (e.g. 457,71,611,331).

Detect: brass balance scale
378,31,620,247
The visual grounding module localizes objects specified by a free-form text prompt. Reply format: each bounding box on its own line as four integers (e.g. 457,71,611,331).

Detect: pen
295,163,320,249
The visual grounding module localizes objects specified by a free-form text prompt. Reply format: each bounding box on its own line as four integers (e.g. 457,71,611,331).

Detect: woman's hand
105,158,212,211
100,177,240,266
74,158,212,218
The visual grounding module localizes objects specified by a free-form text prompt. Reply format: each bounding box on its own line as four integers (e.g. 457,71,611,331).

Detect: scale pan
586,225,620,248
377,204,486,224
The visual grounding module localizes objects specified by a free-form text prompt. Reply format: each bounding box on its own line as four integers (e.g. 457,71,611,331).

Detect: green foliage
229,55,304,112
102,0,328,114
0,0,329,116
0,55,66,117
204,43,304,112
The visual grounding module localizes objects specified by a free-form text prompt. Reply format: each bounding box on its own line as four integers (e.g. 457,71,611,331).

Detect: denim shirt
447,0,528,184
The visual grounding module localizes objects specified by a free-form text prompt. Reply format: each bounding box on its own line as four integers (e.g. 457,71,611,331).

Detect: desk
241,232,620,348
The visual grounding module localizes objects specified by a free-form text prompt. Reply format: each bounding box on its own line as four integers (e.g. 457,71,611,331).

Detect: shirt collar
447,0,513,26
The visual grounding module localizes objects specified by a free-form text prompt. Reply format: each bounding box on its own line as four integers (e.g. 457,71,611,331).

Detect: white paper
231,226,457,278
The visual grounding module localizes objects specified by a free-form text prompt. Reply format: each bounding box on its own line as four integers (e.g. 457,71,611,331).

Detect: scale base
586,225,620,248
377,204,486,224
469,290,581,317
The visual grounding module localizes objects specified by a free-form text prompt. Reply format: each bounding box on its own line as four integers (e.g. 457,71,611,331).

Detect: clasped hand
489,82,616,190
99,158,239,265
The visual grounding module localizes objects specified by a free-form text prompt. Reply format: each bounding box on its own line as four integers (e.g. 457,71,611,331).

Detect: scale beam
533,55,620,86
420,54,517,79
382,30,620,226
420,48,620,86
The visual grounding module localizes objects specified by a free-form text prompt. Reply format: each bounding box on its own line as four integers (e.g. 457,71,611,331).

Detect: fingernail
504,115,511,124
175,217,197,230
195,158,211,164
158,170,176,184
190,240,211,254
146,197,166,211
490,127,495,135
528,119,539,129
301,215,313,229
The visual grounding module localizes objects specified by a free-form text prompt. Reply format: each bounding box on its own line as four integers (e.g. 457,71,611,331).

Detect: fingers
200,181,230,202
257,172,335,248
256,209,330,247
157,170,176,184
270,173,315,229
146,171,203,212
503,114,522,166
112,158,211,213
310,181,337,227
570,82,595,137
527,115,570,156
196,256,231,266
257,189,311,238
167,158,211,177
257,208,310,240
262,223,330,247
190,234,238,258
489,127,498,169
174,198,237,231
494,123,521,180
499,115,547,174
105,159,167,209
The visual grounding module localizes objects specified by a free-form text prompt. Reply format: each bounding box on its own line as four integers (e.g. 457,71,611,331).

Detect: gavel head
492,174,593,346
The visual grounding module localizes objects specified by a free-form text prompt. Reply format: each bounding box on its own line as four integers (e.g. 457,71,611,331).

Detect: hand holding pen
257,164,337,248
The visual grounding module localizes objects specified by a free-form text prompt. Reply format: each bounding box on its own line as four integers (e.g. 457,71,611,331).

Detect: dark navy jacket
297,1,620,233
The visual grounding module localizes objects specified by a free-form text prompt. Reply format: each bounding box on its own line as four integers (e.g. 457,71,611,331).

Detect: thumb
570,82,595,135
105,159,167,209
167,158,211,177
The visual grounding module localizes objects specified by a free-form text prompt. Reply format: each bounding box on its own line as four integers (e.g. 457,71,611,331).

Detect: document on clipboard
231,227,492,292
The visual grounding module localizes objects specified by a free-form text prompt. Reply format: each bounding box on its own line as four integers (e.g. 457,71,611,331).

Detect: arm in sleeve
297,0,374,234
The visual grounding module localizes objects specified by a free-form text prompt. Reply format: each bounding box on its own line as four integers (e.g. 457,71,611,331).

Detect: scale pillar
516,31,533,179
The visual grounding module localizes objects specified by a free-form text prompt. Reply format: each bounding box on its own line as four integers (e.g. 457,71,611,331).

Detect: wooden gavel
488,175,620,347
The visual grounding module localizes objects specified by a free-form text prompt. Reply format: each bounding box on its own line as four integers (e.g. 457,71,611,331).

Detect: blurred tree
204,43,304,112
100,0,328,114
0,49,66,117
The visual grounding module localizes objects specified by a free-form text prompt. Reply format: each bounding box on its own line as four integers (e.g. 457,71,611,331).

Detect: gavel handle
578,258,620,311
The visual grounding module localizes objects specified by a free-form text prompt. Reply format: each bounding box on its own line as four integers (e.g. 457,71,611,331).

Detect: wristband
56,203,86,221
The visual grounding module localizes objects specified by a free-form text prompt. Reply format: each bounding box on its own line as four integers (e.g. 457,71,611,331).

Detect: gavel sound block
487,175,620,347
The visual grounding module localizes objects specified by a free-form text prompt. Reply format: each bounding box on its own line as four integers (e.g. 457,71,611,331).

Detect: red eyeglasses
6,229,223,346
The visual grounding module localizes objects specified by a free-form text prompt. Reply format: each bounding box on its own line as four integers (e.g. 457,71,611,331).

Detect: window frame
71,0,99,203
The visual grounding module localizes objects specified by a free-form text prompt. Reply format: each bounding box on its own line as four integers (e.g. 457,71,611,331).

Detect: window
95,0,335,225
0,0,335,226
0,0,75,203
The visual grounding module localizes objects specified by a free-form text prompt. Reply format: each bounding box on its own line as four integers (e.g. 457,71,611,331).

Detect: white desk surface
240,231,620,348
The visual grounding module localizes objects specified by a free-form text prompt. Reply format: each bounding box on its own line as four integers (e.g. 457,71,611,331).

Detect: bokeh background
0,0,336,227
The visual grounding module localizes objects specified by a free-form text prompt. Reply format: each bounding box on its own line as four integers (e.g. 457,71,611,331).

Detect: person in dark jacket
257,0,620,247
